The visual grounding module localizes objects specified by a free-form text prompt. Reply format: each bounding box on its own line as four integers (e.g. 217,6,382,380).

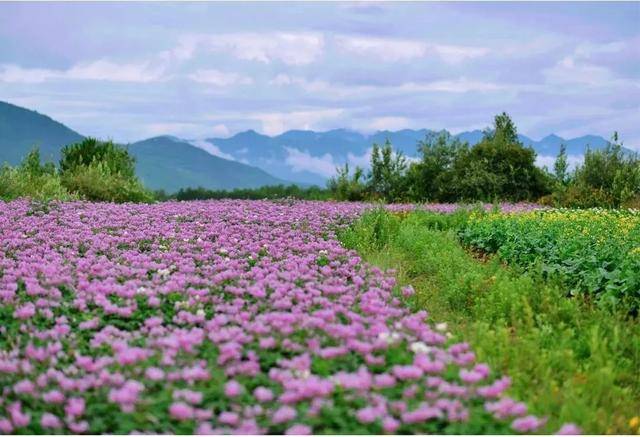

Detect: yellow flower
631,416,640,430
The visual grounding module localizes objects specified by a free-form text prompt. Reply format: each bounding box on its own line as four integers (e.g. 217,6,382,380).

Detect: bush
62,162,153,203
0,149,74,201
59,137,136,178
59,138,153,203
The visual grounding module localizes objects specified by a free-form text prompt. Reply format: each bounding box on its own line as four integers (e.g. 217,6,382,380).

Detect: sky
1,1,639,149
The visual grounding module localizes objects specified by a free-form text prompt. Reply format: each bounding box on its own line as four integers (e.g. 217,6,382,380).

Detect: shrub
59,138,152,203
59,137,136,178
61,162,153,203
0,149,74,201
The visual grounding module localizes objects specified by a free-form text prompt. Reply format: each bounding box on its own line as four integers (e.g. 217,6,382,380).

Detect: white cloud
190,140,236,161
335,35,488,63
284,147,337,178
543,56,614,86
398,79,503,93
367,116,411,131
536,154,584,170
176,32,324,66
250,108,344,136
0,60,165,83
335,35,426,61
188,69,253,86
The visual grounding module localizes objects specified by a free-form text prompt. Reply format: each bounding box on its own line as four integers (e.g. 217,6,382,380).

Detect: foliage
0,200,550,434
459,208,640,313
329,113,554,204
367,140,408,201
340,208,640,434
549,134,639,208
450,113,551,201
0,149,75,201
174,184,331,201
59,137,136,178
327,163,367,201
61,161,153,203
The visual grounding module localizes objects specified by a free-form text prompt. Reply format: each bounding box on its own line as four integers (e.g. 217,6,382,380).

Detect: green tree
59,138,136,178
553,143,569,185
367,139,408,201
327,163,366,201
452,113,551,201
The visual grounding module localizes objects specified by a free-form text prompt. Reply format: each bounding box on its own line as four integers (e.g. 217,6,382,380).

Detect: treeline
2,113,638,207
328,113,639,208
0,138,153,202
163,184,332,201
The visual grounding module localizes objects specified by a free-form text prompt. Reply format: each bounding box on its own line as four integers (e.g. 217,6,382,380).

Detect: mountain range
0,100,631,191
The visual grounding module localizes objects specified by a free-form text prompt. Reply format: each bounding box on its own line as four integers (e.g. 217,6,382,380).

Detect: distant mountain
128,136,287,193
0,101,84,165
0,101,288,192
2,100,633,189
205,128,625,183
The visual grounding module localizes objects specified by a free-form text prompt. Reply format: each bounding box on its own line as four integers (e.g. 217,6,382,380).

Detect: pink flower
272,405,297,424
14,303,36,320
392,365,423,380
219,411,239,426
7,402,30,428
382,416,400,433
356,407,378,424
43,390,66,404
0,418,14,433
556,423,581,435
65,397,86,418
254,387,274,402
145,367,165,381
224,380,243,397
286,424,312,435
169,402,194,421
511,415,547,432
40,413,63,429
14,379,35,395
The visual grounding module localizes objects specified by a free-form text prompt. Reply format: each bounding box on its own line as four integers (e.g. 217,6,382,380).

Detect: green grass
339,208,640,434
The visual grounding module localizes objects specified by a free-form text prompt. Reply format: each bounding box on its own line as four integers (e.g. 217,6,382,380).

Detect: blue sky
1,2,639,149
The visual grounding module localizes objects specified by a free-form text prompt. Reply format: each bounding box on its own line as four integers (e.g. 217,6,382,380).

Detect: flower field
459,208,640,312
0,199,578,434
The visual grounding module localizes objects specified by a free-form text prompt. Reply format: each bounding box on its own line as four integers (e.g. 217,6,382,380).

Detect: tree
407,132,466,202
553,144,569,185
452,113,551,201
59,138,136,178
367,140,407,201
327,163,366,201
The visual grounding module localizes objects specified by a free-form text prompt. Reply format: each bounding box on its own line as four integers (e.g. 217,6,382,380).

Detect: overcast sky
1,2,639,148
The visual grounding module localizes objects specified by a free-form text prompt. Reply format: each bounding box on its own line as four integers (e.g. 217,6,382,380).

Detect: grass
339,208,640,435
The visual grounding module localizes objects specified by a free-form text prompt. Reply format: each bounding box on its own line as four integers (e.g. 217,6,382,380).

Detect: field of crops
0,199,586,435
460,209,640,312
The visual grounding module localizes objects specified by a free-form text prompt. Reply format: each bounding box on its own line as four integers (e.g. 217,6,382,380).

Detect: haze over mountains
0,100,628,191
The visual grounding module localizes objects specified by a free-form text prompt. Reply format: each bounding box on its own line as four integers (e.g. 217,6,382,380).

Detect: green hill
0,101,84,165
128,136,287,193
0,101,288,192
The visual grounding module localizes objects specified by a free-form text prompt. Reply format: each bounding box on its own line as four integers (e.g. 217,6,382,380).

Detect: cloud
250,108,345,136
284,147,336,178
188,69,253,86
536,154,584,170
543,56,614,86
190,139,236,161
335,35,488,63
0,60,165,83
335,35,426,61
175,32,324,66
366,116,411,131
397,79,504,93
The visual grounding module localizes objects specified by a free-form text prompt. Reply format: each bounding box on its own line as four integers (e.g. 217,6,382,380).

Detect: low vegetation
329,113,639,208
0,138,152,203
339,208,640,434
